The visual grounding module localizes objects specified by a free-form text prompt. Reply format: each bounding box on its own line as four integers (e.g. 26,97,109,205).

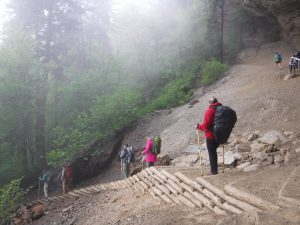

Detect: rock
250,141,266,152
265,156,274,165
13,205,32,225
171,154,199,167
224,151,235,165
62,205,73,213
258,130,286,146
284,74,293,80
230,138,240,148
264,144,279,153
295,148,300,153
237,162,251,169
252,151,268,161
243,164,259,172
235,143,251,152
156,154,172,166
182,145,200,154
274,154,284,166
283,131,294,136
233,152,243,160
247,134,259,142
31,205,46,220
284,151,298,164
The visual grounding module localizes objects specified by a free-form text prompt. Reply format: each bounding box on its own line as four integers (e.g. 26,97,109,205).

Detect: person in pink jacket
142,137,157,167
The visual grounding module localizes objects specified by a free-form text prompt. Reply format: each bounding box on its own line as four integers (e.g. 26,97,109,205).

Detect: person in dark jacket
289,54,297,75
196,97,222,175
120,144,133,178
39,170,50,198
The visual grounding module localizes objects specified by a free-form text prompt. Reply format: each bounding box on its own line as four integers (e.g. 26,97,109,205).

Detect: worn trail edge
27,167,281,216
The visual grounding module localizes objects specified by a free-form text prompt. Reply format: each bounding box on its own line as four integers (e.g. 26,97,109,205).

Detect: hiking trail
17,41,300,225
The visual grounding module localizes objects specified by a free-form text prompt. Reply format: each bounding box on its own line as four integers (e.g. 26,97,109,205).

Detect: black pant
206,138,220,174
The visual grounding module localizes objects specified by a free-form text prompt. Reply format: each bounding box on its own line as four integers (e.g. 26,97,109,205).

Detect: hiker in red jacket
196,97,222,175
61,162,73,194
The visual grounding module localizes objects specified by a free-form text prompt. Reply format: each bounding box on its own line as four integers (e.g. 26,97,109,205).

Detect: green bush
201,59,228,86
142,73,194,114
0,178,25,224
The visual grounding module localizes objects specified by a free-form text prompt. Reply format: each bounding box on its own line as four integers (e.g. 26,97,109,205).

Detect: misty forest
0,0,262,221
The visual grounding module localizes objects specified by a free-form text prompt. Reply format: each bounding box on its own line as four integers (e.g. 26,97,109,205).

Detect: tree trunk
35,0,54,169
220,0,225,63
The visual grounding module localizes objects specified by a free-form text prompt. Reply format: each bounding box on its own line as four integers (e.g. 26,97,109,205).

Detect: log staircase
27,166,280,216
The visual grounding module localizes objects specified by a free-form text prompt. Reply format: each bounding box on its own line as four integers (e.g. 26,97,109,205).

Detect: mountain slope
124,41,300,158
30,41,300,225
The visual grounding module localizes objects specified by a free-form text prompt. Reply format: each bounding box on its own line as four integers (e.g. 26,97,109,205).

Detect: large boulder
239,0,300,49
258,130,286,146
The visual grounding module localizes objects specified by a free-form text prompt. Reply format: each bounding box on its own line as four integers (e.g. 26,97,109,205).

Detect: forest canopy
0,0,256,186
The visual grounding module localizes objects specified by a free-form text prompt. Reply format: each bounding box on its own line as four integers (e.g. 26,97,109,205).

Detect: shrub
201,59,228,85
0,178,25,224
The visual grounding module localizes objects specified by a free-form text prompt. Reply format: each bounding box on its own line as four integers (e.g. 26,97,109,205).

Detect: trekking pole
197,130,204,176
121,158,123,179
38,180,41,200
222,145,225,173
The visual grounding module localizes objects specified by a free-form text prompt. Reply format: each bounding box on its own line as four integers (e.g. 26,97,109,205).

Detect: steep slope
29,41,300,225
123,41,300,158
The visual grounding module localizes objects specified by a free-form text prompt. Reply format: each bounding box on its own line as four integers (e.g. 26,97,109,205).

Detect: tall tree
8,0,83,168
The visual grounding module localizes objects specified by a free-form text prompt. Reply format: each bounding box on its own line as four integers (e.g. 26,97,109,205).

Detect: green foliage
47,88,143,165
0,178,25,224
201,59,228,86
0,25,44,181
0,0,249,187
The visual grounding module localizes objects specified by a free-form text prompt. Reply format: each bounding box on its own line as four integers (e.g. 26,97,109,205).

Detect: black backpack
211,105,237,144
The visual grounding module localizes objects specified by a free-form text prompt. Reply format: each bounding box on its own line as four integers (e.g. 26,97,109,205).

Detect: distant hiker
288,55,297,75
294,51,300,69
274,52,282,70
120,144,133,178
142,137,157,167
196,97,236,175
61,162,73,194
39,170,51,198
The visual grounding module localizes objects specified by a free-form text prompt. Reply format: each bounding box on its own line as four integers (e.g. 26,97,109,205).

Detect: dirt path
31,41,300,225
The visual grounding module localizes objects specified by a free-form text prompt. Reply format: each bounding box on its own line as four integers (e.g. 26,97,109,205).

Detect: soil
30,41,300,225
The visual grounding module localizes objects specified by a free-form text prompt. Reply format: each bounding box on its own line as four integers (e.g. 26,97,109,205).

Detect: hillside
23,41,300,225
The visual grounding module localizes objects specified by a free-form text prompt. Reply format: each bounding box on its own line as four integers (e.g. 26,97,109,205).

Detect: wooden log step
196,178,259,212
161,170,181,183
151,186,163,196
224,185,280,211
166,179,184,194
90,186,102,192
149,172,165,184
174,172,222,203
100,185,108,190
178,194,196,208
67,192,81,198
149,189,160,201
183,191,203,208
133,175,141,182
140,176,154,187
164,183,179,196
160,194,173,204
138,180,149,190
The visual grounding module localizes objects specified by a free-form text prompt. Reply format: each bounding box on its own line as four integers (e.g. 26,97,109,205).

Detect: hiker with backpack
38,170,51,198
142,136,161,167
274,52,282,70
61,162,73,194
120,144,133,178
288,54,297,76
196,97,237,175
